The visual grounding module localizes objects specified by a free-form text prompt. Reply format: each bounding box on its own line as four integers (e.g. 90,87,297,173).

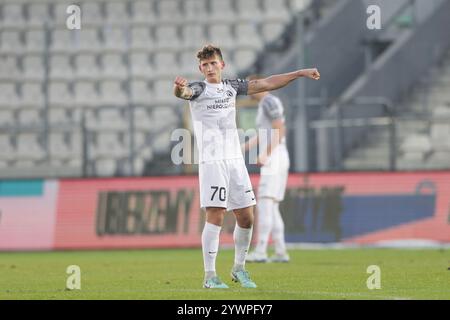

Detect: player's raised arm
173,76,194,100
247,68,320,95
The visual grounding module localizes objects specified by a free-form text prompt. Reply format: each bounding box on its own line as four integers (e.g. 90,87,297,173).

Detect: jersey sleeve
227,79,248,96
262,96,284,120
187,82,206,100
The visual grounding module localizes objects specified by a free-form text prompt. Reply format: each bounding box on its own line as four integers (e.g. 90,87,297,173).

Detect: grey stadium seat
101,53,128,80
49,54,74,80
19,82,45,109
130,80,153,106
1,3,25,28
130,52,154,79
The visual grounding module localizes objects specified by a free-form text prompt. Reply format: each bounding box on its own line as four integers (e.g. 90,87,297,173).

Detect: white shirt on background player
256,93,287,154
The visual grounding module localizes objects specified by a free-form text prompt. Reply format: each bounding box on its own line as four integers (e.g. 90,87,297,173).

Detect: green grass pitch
1,248,449,300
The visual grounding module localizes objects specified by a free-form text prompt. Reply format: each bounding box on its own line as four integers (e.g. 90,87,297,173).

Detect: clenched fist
174,76,188,88
301,68,320,80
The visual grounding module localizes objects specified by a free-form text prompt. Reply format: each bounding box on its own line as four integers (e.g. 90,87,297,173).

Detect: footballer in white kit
255,93,290,202
244,85,291,263
173,44,320,289
188,79,256,211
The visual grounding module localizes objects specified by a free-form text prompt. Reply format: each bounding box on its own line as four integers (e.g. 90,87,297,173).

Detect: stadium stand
0,0,312,178
343,49,450,171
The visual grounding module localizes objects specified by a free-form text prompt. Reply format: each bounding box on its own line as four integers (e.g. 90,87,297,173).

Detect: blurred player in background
243,75,291,263
173,44,320,289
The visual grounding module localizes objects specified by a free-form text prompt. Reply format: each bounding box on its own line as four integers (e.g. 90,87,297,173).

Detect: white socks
202,221,253,278
202,222,221,280
255,198,287,255
254,198,273,254
272,202,287,255
233,224,253,271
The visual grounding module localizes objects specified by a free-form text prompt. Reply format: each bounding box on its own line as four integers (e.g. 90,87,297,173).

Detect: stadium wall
1,172,449,251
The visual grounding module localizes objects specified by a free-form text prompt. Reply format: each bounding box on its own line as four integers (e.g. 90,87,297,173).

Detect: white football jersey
256,94,286,153
188,79,248,163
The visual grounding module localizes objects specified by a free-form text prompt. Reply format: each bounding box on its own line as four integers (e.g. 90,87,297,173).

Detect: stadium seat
49,133,72,160
0,56,21,81
0,30,23,54
1,3,25,28
261,21,287,43
210,0,236,23
49,54,74,80
220,50,237,77
93,132,128,159
0,135,15,161
182,24,208,51
130,80,153,106
233,49,258,72
430,123,450,151
152,130,172,154
96,108,128,131
208,23,235,51
153,80,177,105
50,29,75,53
19,82,45,109
27,2,51,28
95,158,117,176
0,110,14,127
153,51,179,78
236,0,263,22
179,51,201,80
131,0,157,25
130,52,154,79
49,109,70,125
0,83,20,109
103,27,128,52
75,53,100,80
235,23,263,51
134,108,153,130
48,81,74,108
262,0,291,22
157,0,182,23
400,134,432,154
49,131,82,168
424,150,450,169
105,2,129,25
77,28,102,52
151,106,179,132
99,81,128,107
155,25,181,51
17,109,42,126
133,132,152,156
432,105,450,117
183,0,208,24
101,53,127,80
132,156,146,175
80,2,103,26
75,82,102,108
130,26,154,51
288,0,312,12
16,133,45,161
132,131,145,149
25,30,46,53
22,55,45,81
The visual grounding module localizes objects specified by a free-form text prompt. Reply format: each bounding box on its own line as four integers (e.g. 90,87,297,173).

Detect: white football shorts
198,158,256,211
258,144,290,201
